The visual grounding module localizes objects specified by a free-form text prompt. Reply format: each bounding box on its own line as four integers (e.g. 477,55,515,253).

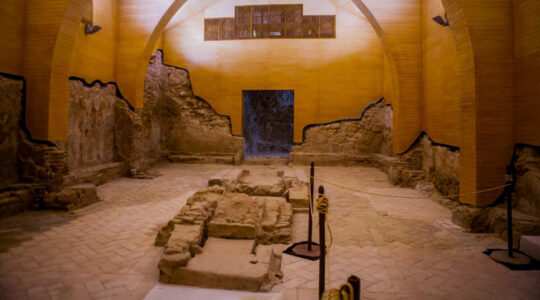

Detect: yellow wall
422,0,461,147
360,0,423,153
69,0,117,83
0,0,24,75
115,0,178,108
514,0,540,147
162,0,383,142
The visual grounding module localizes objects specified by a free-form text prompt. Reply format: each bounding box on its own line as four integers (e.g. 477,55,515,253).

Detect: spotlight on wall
432,14,450,27
85,24,102,35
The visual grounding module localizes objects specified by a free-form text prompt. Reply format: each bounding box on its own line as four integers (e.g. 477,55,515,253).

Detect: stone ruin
154,168,309,291
0,50,245,216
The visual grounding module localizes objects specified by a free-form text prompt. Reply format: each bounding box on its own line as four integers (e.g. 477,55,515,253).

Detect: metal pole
348,276,360,300
308,162,314,250
506,166,514,258
318,185,325,300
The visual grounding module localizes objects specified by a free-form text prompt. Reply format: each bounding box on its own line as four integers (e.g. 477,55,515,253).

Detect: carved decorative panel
236,6,252,39
219,18,236,40
302,16,319,38
320,15,336,38
204,19,219,41
269,5,285,38
205,4,334,41
284,5,303,38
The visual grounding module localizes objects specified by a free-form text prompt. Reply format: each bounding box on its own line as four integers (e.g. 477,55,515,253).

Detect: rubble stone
165,238,282,292
513,145,540,218
154,187,222,246
147,50,244,163
68,80,117,169
208,193,261,239
288,180,309,209
258,197,293,244
290,100,393,164
44,184,100,210
0,75,23,185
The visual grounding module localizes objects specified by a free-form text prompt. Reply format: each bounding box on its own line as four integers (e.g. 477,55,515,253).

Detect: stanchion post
506,166,515,258
308,162,315,250
348,276,360,300
318,185,325,300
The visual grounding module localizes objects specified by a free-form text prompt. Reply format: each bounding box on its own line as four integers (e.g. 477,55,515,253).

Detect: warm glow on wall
163,0,383,142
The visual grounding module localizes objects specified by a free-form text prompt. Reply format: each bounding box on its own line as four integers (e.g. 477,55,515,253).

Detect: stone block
167,238,282,292
155,188,221,246
257,197,293,244
44,184,99,210
208,193,261,239
0,190,31,218
164,224,204,256
289,181,309,209
208,169,248,187
63,162,126,187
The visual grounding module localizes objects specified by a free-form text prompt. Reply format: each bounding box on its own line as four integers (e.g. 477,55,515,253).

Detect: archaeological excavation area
1,0,540,299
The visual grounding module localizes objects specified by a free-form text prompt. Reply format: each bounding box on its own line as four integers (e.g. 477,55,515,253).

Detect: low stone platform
156,169,301,291
167,154,236,165
0,184,46,218
166,238,282,292
64,162,126,186
208,193,261,239
208,168,310,211
44,183,100,211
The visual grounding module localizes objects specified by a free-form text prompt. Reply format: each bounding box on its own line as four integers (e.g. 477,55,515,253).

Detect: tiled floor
0,164,539,300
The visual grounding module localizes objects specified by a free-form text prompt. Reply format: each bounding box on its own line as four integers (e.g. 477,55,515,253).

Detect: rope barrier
310,175,510,200
313,175,510,299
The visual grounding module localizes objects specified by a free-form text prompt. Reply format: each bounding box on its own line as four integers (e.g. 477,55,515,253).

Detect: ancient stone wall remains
289,99,460,200
147,51,244,159
421,137,460,198
17,139,69,190
402,135,460,198
0,75,23,185
68,80,118,169
290,99,393,164
2,49,245,216
514,145,540,218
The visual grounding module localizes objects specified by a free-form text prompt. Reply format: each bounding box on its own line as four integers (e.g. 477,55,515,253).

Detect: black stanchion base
484,249,539,270
283,241,321,261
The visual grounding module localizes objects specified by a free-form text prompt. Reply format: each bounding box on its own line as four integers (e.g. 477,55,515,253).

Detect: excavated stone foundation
155,168,305,291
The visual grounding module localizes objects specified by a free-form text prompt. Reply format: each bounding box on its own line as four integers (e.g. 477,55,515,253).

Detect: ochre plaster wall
422,0,461,147
162,0,383,142
359,0,423,153
69,0,117,83
0,0,24,75
514,0,540,147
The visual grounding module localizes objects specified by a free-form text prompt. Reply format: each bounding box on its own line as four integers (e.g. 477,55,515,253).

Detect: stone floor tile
0,164,538,300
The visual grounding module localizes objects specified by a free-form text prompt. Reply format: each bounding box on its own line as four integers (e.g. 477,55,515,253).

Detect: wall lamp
432,14,450,27
85,24,102,35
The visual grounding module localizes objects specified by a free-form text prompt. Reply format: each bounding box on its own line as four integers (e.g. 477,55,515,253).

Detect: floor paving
0,164,538,300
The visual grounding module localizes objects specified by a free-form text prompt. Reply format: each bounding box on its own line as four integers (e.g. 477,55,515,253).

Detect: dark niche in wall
243,90,294,156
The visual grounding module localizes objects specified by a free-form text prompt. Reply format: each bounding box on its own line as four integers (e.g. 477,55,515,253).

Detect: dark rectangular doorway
243,90,294,156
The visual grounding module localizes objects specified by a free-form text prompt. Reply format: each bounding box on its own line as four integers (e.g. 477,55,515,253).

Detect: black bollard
348,276,361,300
506,165,515,258
318,185,325,300
308,162,315,250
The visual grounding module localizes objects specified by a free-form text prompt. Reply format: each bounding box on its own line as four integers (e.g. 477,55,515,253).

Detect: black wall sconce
433,14,450,27
85,24,102,35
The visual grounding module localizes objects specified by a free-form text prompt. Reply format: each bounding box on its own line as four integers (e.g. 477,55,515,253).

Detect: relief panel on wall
205,4,335,40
